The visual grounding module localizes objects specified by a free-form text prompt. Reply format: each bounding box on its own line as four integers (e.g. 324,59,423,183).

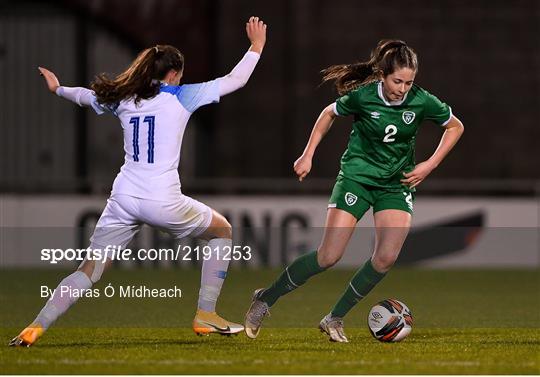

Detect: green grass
1,268,539,374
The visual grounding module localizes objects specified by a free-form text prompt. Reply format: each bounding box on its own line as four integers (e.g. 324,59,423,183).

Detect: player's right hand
38,67,60,93
246,16,267,54
294,155,312,182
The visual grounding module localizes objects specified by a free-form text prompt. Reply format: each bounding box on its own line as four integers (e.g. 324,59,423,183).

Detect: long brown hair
91,45,184,105
321,39,418,95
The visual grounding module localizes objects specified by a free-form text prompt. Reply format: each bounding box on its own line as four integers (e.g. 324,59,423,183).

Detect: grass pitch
1,268,539,374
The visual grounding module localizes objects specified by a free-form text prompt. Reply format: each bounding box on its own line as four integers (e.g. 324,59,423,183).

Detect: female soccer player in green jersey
245,39,464,342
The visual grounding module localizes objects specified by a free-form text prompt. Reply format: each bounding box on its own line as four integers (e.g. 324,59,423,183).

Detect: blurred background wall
0,0,538,269
1,0,538,196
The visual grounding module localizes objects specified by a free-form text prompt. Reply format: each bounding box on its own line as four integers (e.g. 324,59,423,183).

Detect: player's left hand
401,160,436,189
38,67,60,93
246,16,267,54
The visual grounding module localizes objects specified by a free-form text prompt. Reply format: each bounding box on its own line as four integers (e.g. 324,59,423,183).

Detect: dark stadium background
1,0,538,196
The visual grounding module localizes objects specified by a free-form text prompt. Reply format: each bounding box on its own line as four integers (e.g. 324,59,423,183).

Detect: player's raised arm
246,16,267,55
38,67,60,93
217,16,267,96
38,66,105,112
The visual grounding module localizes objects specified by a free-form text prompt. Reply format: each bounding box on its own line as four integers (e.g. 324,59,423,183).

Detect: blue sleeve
175,80,220,113
91,98,119,116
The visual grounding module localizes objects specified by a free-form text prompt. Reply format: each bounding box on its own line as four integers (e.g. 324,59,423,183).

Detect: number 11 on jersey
130,116,155,163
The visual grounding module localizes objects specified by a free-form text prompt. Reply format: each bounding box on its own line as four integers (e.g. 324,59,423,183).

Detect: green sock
259,250,325,306
330,259,386,318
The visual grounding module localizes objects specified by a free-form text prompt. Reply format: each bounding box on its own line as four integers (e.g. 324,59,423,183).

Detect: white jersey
91,81,219,201
57,50,260,202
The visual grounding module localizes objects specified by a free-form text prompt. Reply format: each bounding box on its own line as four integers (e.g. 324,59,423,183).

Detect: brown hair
91,45,184,105
321,39,418,95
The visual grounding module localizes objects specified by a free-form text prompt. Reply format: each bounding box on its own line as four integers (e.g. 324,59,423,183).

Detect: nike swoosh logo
199,321,231,332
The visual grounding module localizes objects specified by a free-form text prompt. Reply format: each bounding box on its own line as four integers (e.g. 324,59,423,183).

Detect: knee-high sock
198,238,231,312
331,259,386,318
259,250,326,307
34,271,92,329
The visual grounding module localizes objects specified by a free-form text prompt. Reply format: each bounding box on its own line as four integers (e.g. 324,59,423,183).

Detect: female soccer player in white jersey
10,17,267,347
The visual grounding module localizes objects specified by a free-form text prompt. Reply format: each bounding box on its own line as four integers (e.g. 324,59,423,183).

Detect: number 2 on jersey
383,124,397,143
130,116,155,163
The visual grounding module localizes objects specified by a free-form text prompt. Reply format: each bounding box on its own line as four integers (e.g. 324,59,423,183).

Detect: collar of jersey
377,81,408,107
159,82,181,95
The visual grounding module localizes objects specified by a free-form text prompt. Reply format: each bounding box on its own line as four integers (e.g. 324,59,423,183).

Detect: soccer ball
368,299,413,342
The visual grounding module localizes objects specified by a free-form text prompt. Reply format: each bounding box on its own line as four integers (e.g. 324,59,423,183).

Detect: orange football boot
8,323,44,347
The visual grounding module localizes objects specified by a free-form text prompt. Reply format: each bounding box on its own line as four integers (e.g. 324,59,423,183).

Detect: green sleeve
335,89,361,116
424,92,452,126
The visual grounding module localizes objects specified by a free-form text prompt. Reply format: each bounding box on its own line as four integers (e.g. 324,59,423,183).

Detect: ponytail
91,45,184,106
321,39,418,96
321,62,375,96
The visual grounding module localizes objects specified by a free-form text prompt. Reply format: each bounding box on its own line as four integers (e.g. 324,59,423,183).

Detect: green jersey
334,81,451,191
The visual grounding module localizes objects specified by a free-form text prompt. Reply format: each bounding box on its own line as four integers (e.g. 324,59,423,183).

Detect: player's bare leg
371,209,411,273
321,209,411,343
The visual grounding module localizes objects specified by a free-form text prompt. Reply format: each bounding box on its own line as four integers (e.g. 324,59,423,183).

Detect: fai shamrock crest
402,111,415,125
345,192,358,206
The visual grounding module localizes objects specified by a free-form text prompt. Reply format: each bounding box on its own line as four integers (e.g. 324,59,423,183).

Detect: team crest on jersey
345,192,358,206
402,111,415,125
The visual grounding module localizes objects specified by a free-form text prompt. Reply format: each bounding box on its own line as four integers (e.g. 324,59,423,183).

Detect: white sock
198,238,231,312
34,271,92,329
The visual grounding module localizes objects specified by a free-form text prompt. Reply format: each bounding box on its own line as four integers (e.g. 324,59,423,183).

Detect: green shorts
328,175,414,220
